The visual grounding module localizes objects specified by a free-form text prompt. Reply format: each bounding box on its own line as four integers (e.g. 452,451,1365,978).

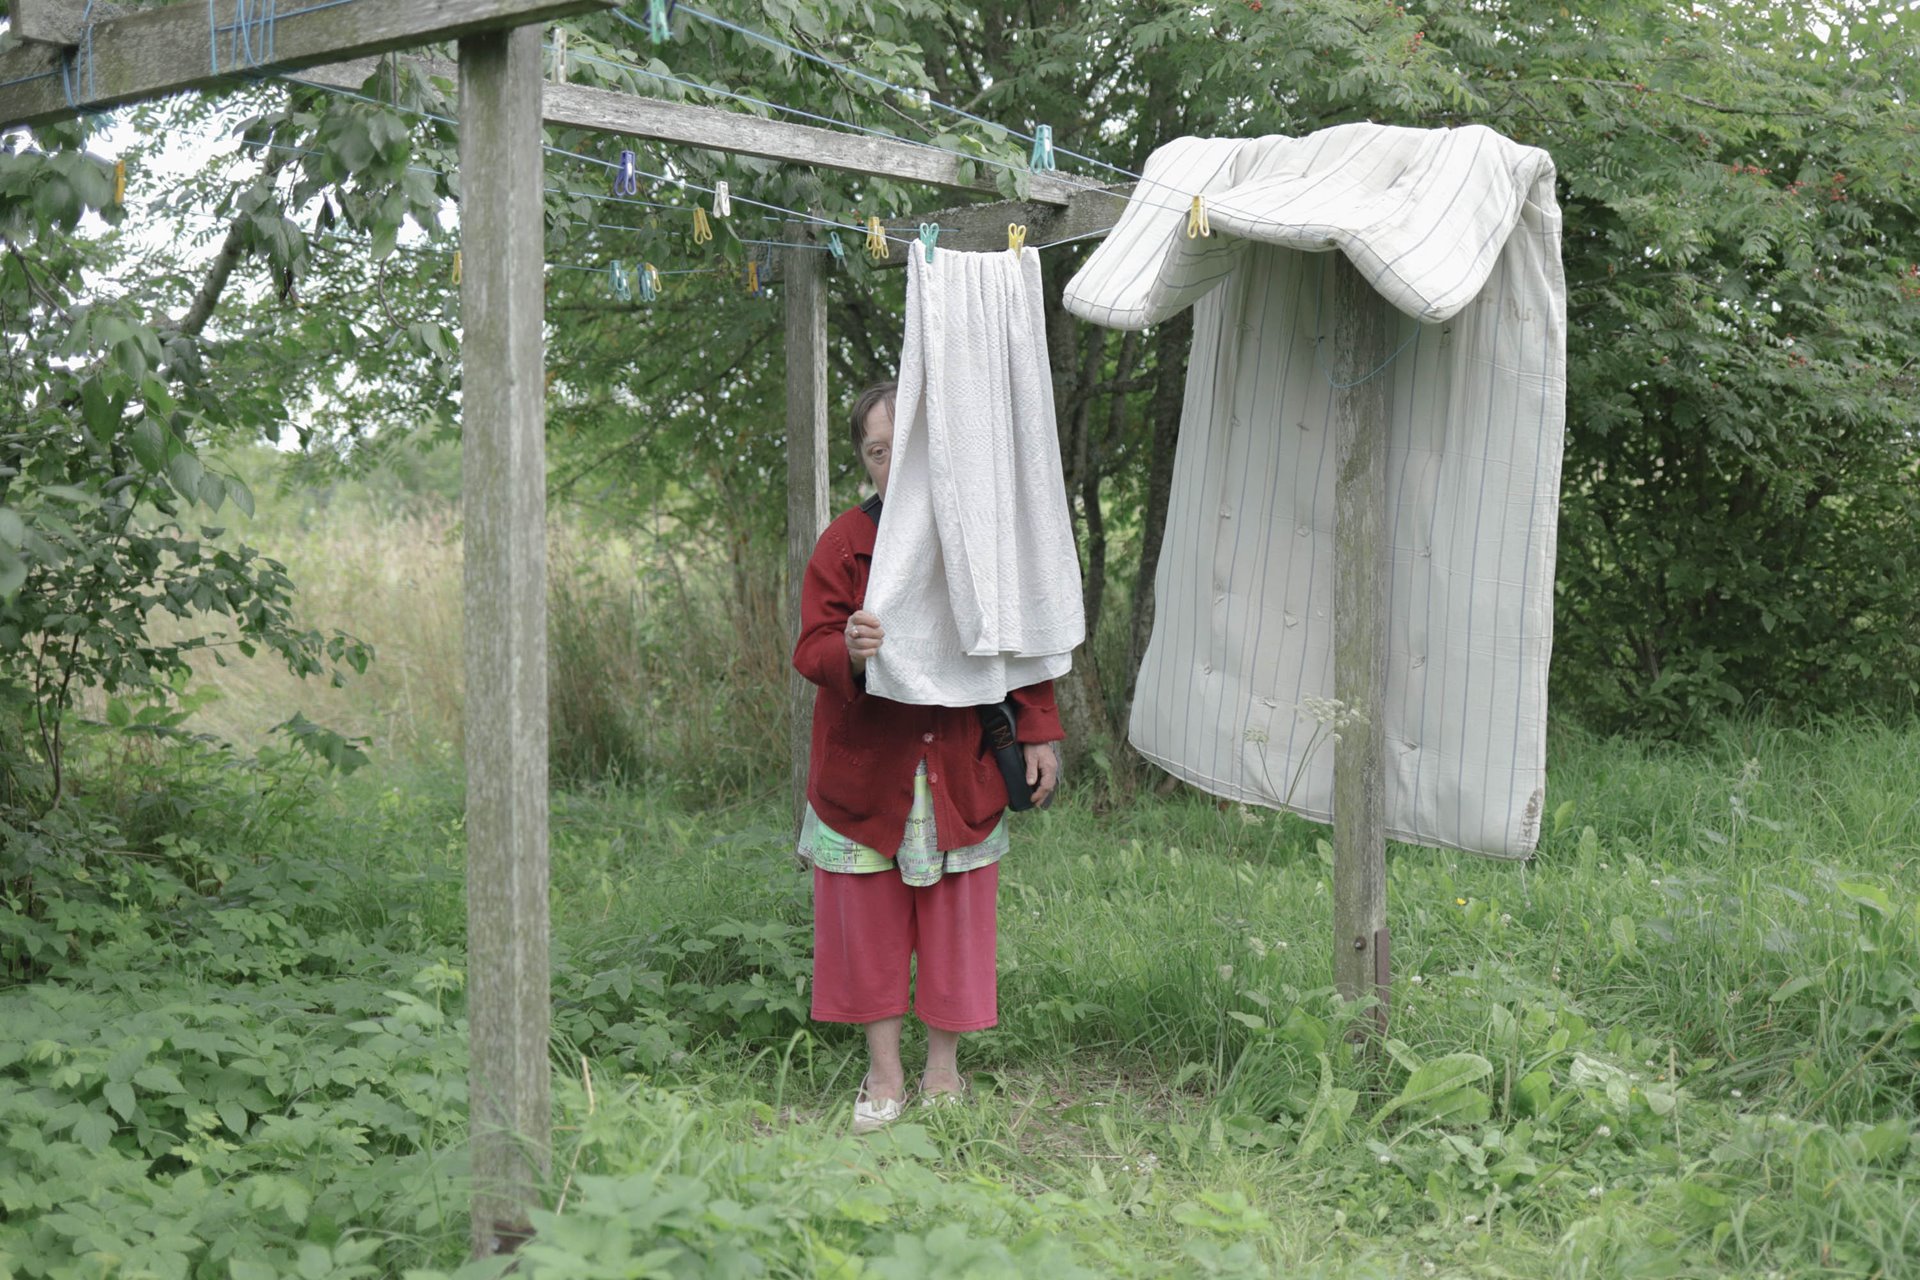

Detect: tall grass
150,450,793,799
269,712,1920,1278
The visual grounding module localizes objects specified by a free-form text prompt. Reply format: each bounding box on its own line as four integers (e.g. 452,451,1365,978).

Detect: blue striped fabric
1064,124,1565,858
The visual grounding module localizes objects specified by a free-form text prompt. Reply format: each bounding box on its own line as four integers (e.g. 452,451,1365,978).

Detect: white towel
863,247,1084,707
1064,124,1565,858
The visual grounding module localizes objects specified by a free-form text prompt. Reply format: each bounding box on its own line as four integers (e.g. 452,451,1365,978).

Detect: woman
793,380,1063,1133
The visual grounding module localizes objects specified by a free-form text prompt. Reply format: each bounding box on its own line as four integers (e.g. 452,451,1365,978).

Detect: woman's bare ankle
863,1065,906,1104
919,1065,965,1095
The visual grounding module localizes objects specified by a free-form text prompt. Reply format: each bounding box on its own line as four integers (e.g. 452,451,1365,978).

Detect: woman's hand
1023,742,1060,808
846,610,885,674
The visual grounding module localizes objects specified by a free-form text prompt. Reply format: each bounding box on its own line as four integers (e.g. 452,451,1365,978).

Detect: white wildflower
1594,1125,1612,1138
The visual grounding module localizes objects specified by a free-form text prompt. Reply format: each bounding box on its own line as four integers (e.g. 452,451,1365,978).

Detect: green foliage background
3,5,1920,1276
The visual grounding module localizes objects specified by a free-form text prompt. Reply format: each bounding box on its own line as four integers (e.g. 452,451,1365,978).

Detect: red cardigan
794,505,1065,857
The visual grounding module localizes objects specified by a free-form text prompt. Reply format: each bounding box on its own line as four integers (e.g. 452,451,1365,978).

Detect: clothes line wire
552,39,1109,201
652,4,1204,214
283,72,923,251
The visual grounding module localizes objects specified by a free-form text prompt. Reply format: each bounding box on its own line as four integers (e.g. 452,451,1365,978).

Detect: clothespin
639,262,660,301
918,223,939,263
712,180,731,218
746,259,759,296
552,27,567,83
648,0,671,43
451,249,462,285
112,158,126,205
614,149,639,197
610,259,631,301
827,231,846,262
866,215,889,261
1007,223,1027,259
1029,125,1055,172
692,206,713,244
1186,194,1211,239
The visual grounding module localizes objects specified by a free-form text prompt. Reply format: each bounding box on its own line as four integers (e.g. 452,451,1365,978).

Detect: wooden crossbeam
864,187,1129,263
297,53,1103,207
0,0,614,129
7,0,124,46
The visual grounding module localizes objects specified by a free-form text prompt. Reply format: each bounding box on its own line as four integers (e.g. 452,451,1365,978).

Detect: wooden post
1331,250,1392,1039
785,219,830,833
459,24,550,1257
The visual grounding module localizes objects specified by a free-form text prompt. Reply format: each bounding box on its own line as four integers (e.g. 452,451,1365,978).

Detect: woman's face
860,401,895,500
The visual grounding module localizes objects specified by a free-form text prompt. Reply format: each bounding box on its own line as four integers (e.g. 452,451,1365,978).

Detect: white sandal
917,1071,968,1108
851,1073,905,1135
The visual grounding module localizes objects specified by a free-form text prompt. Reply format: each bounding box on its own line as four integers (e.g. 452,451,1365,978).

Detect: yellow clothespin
746,260,759,295
866,215,889,261
1007,222,1027,259
1186,195,1211,239
112,159,126,205
693,206,713,244
712,180,731,217
451,249,463,285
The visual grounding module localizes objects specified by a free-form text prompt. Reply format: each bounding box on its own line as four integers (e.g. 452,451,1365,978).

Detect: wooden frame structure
2,0,1395,1250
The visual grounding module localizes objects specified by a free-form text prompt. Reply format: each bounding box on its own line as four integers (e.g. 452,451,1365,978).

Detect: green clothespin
610,259,631,301
1030,124,1056,171
827,231,846,262
918,223,939,263
649,0,671,43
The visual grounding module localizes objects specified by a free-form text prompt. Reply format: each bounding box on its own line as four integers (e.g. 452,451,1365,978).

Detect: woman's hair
848,381,897,454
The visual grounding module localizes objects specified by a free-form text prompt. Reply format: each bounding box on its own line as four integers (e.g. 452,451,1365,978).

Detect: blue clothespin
827,231,846,262
639,262,659,302
918,223,939,263
1030,125,1056,171
649,0,671,43
614,149,639,197
610,259,631,302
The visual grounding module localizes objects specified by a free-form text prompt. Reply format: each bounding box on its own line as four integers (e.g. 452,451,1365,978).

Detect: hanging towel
1064,123,1565,858
863,247,1084,707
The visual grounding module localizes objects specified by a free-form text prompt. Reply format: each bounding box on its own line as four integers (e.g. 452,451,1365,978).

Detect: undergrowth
3,720,1918,1278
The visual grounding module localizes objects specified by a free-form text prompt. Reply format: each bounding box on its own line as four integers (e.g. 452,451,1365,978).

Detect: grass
246,713,1915,1279
11,454,1916,1277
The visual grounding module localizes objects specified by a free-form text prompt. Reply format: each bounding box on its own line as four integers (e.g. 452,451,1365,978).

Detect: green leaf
103,1080,137,1121
168,451,206,503
133,1064,186,1094
129,419,169,473
1513,1070,1553,1117
73,1108,116,1153
218,1097,251,1136
1770,976,1815,1002
1375,1053,1494,1128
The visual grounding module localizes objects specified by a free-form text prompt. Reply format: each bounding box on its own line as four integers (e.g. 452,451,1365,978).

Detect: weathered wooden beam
7,0,123,46
459,23,551,1260
1331,251,1392,1040
785,218,830,835
0,0,613,129
865,185,1129,264
298,52,1106,207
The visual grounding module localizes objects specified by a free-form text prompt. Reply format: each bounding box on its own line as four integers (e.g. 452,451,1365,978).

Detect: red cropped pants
810,862,999,1032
